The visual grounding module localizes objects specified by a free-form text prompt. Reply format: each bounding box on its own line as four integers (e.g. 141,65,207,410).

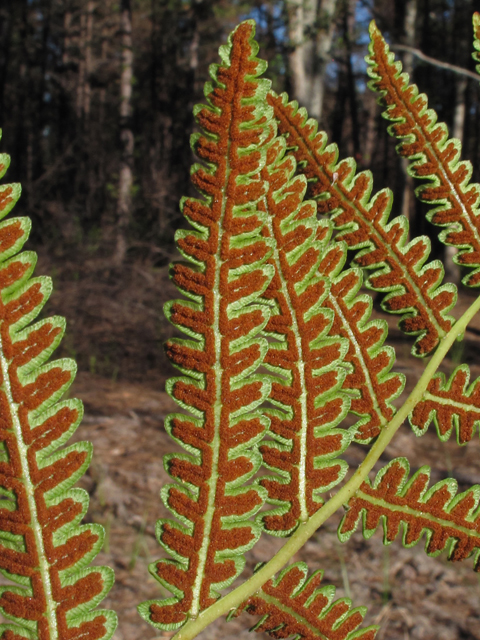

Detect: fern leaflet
339,458,480,570
410,364,480,444
232,562,377,640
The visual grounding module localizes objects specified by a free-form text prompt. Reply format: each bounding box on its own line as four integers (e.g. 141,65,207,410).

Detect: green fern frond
319,241,405,442
138,20,277,630
256,132,352,536
267,92,456,356
231,562,377,640
367,20,480,288
410,364,480,444
0,134,116,640
474,13,480,75
339,458,480,570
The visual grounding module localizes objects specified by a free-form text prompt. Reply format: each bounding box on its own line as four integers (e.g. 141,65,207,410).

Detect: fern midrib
356,488,480,539
253,590,332,640
423,390,480,413
264,208,310,523
326,291,387,427
190,68,243,615
271,95,448,336
374,38,480,262
189,166,228,619
0,345,59,639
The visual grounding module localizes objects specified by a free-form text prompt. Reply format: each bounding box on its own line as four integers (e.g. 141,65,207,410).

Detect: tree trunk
75,0,94,122
83,1,94,119
453,78,468,142
62,4,72,67
287,0,308,108
114,0,134,266
287,0,337,122
343,0,360,158
362,89,378,170
399,0,417,224
308,0,337,121
0,0,12,123
99,1,112,127
17,0,34,212
443,75,468,284
76,6,86,119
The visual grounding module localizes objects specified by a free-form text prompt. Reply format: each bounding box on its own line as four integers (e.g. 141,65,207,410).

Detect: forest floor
23,251,480,639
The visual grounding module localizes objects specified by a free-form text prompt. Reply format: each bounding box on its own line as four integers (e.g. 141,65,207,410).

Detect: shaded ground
20,252,480,639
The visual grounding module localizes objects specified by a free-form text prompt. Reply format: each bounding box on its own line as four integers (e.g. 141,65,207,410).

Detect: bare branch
391,43,480,81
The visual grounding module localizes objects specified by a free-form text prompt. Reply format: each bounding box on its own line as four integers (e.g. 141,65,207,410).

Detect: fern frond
319,242,405,442
268,91,457,356
0,138,116,639
474,13,480,75
231,562,377,640
367,21,480,288
138,21,276,630
339,458,480,570
410,364,480,444
256,133,352,536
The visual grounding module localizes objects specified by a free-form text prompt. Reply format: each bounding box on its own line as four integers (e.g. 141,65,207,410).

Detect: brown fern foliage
474,13,480,74
410,365,480,443
139,22,277,630
340,458,480,569
318,242,404,441
267,91,456,356
257,132,352,535
367,23,480,287
233,563,377,640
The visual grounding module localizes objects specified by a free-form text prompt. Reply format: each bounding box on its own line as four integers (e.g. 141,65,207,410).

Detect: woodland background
2,1,480,639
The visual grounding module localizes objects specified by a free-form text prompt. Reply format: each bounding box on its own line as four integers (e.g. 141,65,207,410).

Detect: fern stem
172,293,480,640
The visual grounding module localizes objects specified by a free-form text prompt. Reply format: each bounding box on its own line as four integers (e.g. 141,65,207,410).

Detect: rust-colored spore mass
154,21,275,626
341,460,480,569
268,91,454,356
0,220,108,637
0,221,24,255
239,564,375,640
0,186,14,212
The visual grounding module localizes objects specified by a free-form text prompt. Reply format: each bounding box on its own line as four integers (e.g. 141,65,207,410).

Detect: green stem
173,293,480,640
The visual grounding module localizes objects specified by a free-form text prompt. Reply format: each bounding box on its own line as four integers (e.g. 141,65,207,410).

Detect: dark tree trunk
115,0,134,265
